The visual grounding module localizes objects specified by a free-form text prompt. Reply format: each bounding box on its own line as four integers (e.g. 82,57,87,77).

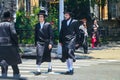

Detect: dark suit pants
83,36,88,54
1,64,19,76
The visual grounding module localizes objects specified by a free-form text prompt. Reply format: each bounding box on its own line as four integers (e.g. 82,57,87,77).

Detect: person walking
92,19,100,47
34,10,54,75
59,11,80,75
78,16,89,54
0,11,21,77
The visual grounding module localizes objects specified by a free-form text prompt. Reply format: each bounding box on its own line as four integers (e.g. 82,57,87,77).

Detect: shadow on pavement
32,71,68,75
75,54,94,60
0,77,27,80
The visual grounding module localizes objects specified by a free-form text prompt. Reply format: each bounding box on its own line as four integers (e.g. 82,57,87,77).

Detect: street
0,59,120,80
0,0,120,80
0,43,120,80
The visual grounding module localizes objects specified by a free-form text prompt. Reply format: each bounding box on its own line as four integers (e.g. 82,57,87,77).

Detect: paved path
0,59,119,80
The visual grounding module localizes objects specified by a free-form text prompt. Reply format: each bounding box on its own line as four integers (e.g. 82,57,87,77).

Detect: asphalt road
0,59,120,80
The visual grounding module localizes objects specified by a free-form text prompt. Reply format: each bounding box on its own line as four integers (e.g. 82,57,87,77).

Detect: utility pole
57,0,64,54
59,0,64,30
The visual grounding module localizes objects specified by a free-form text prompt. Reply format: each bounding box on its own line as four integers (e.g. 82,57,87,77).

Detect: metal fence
16,29,35,44
16,29,59,45
16,27,120,45
108,27,120,41
98,27,120,42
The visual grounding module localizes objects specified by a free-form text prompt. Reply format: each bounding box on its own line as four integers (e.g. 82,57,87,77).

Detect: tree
16,7,40,44
65,0,90,19
65,0,107,20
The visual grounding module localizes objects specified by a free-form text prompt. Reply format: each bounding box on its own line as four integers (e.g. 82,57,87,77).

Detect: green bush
47,4,59,44
16,7,39,44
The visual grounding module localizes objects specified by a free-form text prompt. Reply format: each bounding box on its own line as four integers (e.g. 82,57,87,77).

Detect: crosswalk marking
0,59,119,78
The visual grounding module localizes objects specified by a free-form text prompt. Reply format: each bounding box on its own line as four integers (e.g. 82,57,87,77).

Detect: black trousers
83,36,88,54
1,65,19,75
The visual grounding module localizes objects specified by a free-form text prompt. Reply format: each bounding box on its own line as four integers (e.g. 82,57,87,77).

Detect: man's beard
66,17,71,21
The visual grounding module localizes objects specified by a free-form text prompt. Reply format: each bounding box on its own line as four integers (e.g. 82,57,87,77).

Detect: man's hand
75,44,80,49
48,44,52,50
75,44,79,47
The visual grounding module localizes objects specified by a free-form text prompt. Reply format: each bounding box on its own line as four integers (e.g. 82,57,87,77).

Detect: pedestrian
0,11,21,77
78,16,89,54
91,32,97,48
92,19,100,47
59,10,80,75
34,10,54,75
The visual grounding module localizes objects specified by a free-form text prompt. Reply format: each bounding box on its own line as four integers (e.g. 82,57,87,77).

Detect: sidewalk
21,42,120,60
86,44,120,60
87,45,120,60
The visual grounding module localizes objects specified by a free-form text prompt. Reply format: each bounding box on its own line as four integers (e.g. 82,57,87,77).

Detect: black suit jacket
0,22,18,45
59,19,80,44
0,21,21,65
35,22,54,45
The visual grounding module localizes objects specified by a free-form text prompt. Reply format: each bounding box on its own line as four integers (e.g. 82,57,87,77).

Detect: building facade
17,0,58,14
91,0,120,20
1,0,120,21
0,0,16,21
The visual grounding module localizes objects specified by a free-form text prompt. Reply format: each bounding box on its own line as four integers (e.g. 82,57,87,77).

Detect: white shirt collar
40,22,45,29
67,18,71,26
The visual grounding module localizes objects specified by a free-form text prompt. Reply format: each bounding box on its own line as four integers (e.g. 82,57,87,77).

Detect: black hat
37,10,47,17
3,11,11,19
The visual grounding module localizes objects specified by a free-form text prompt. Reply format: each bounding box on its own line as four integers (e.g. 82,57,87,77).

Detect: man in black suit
0,11,21,77
34,10,54,75
59,11,80,75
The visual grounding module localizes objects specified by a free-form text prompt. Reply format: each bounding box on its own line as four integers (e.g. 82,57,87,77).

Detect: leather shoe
34,72,41,75
65,70,74,75
48,69,52,72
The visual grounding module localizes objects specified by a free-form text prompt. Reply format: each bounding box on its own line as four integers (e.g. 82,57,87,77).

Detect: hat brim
38,13,47,16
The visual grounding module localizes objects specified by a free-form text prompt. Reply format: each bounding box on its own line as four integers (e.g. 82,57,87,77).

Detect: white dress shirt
67,18,71,26
40,22,45,29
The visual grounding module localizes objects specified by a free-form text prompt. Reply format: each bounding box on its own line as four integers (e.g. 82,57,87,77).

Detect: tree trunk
108,0,111,20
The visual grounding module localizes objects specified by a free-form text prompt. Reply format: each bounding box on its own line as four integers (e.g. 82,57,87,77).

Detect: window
111,3,117,19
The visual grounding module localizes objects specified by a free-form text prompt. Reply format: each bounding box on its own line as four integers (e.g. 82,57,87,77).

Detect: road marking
0,59,119,78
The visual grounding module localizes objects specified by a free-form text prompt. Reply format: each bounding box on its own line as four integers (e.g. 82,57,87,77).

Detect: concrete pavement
82,43,120,60
9,42,119,80
21,42,120,60
0,42,120,80
1,59,120,80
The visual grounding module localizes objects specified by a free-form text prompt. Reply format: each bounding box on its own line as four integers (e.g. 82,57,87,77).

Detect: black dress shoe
34,72,41,75
65,70,74,75
60,58,65,62
48,69,52,72
65,71,70,74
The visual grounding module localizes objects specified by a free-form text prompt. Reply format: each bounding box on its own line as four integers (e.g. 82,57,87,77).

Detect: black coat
0,21,22,65
59,19,80,62
35,22,54,65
